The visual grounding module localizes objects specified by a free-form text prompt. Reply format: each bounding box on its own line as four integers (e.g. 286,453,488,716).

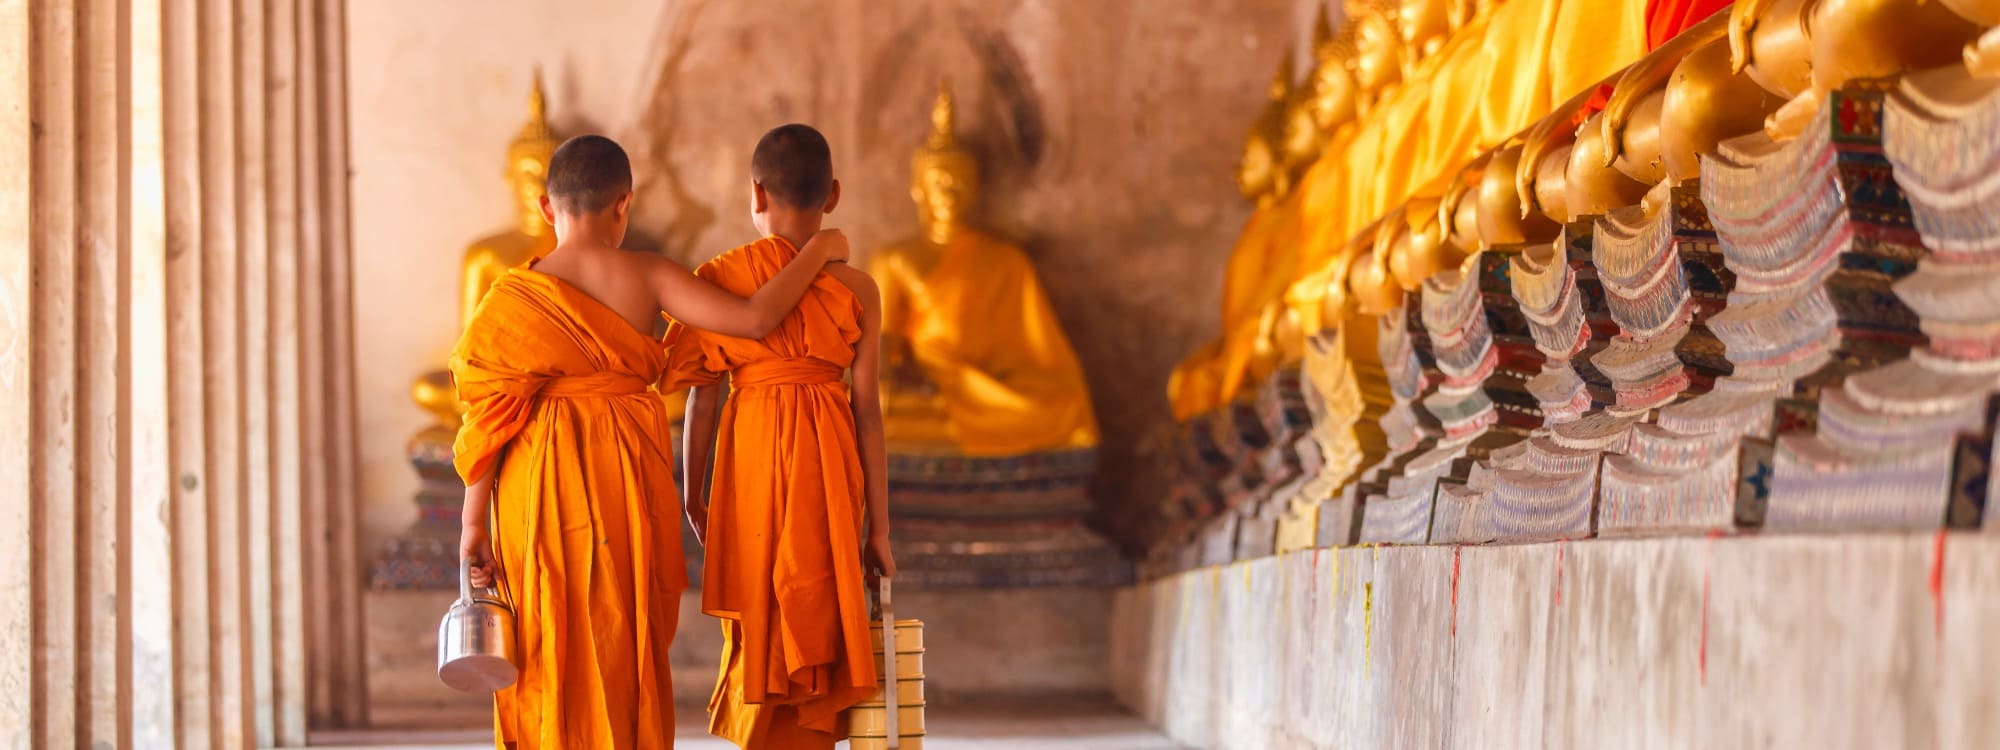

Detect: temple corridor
10,0,2000,748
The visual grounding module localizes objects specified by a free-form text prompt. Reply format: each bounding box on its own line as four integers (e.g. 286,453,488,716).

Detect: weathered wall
347,0,1328,553
1111,533,2000,749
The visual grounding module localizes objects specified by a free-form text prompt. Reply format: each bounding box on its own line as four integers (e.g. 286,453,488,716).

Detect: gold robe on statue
1168,191,1301,421
451,267,685,750
871,228,1098,456
665,237,878,750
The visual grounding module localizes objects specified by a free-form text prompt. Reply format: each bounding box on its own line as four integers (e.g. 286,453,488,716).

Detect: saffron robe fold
664,236,878,750
451,268,686,750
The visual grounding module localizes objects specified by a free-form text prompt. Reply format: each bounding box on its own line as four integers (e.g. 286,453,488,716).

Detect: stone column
0,0,364,746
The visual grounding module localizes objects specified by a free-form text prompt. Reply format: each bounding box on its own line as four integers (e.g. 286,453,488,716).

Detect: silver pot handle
458,556,475,605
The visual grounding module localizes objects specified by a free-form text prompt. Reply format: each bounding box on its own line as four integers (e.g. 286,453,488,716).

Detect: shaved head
751,124,833,209
546,135,632,214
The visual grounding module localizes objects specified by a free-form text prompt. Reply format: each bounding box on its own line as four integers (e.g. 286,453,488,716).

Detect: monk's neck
764,212,822,255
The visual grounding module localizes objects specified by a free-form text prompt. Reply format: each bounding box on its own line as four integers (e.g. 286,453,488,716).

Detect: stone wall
347,0,1330,553
1112,533,2000,749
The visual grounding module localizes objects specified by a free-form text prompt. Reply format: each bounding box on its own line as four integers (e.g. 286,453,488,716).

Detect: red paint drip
1450,546,1462,638
1930,530,1948,646
1554,540,1566,608
1701,531,1719,685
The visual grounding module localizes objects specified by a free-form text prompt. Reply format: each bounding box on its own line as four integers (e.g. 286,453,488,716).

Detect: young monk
668,123,896,750
452,134,850,750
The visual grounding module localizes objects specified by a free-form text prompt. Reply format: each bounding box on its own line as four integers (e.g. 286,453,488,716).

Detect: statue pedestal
888,448,1131,588
1355,306,1441,544
1478,222,1622,543
1235,366,1312,560
1603,84,1927,534
1757,69,2000,533
368,426,465,590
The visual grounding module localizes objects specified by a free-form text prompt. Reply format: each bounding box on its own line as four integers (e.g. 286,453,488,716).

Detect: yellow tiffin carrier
846,577,925,750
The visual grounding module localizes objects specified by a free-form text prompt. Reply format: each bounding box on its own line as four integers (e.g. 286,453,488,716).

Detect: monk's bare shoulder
825,263,881,310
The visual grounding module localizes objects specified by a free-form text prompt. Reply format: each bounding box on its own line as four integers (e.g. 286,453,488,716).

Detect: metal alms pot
437,556,518,692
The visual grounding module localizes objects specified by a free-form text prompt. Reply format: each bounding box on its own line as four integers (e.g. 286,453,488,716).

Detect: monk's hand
684,496,709,546
865,532,897,579
459,524,495,589
805,227,850,265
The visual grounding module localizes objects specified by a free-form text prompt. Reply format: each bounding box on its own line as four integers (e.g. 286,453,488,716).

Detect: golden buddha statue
1168,54,1300,421
1731,0,1981,140
1517,84,1650,224
1281,8,1340,183
1348,1,1406,118
1397,0,1455,78
1254,51,1302,202
869,82,1099,456
1308,19,1361,140
1386,196,1463,290
410,72,561,427
1347,226,1406,317
1604,11,1782,188
1477,142,1559,245
1939,0,2000,77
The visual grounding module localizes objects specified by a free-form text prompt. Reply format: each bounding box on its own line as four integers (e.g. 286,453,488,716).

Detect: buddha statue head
912,81,983,246
1280,8,1346,178
1309,18,1361,137
1397,0,1454,76
1348,1,1406,111
507,70,561,236
1241,53,1295,204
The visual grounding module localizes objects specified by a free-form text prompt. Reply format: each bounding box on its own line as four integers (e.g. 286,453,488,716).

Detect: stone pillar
0,0,363,746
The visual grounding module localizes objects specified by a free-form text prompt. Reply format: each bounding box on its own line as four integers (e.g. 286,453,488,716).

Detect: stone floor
301,700,1186,750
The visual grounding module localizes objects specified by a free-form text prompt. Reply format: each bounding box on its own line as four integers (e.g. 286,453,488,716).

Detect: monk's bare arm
843,270,896,576
650,229,851,339
457,458,499,587
681,382,727,545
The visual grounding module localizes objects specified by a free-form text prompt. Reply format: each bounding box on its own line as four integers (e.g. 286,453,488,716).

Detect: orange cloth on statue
662,236,878,750
1645,0,1733,51
450,267,686,750
1167,192,1303,421
1290,0,1652,332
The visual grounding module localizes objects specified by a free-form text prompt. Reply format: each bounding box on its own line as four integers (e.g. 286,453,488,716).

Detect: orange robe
451,267,686,749
664,236,878,750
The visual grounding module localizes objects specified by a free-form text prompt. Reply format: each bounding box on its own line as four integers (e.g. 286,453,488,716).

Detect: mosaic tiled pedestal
1605,85,1925,534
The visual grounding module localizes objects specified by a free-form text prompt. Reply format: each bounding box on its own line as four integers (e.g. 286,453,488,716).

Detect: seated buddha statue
410,73,562,429
868,83,1098,457
1348,1,1406,118
1167,54,1298,421
1731,0,1982,140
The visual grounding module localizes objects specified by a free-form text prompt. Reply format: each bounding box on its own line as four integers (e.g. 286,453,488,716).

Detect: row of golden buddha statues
378,75,1125,591
1157,0,2000,570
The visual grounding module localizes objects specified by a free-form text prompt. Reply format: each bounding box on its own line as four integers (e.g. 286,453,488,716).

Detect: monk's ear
823,179,841,215
612,191,633,221
751,181,770,214
539,194,557,226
